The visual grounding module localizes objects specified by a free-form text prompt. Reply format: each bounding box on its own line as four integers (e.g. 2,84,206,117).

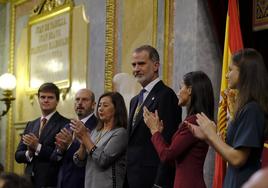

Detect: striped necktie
39,118,47,136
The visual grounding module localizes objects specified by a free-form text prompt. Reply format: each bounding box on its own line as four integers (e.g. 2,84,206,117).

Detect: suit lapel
129,96,139,120
85,115,98,130
33,119,41,137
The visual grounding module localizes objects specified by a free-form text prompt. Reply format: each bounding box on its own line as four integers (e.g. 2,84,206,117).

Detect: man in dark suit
53,89,97,188
125,45,182,188
15,83,69,188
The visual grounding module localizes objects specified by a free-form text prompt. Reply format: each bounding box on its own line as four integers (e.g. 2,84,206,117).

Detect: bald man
242,168,268,188
53,89,98,188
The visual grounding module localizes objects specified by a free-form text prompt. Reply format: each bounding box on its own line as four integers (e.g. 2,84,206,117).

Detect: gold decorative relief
253,0,268,31
104,0,116,92
32,0,73,15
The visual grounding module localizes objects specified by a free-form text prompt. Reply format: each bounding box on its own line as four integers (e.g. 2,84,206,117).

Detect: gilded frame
27,3,73,95
253,0,268,31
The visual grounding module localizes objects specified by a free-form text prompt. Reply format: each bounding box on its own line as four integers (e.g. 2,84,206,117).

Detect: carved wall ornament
32,0,73,15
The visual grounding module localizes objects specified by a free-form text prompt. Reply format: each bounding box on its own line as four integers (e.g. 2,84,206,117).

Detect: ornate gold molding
32,0,73,15
152,0,158,47
27,2,73,101
253,0,268,31
5,0,28,172
163,0,174,86
104,0,117,92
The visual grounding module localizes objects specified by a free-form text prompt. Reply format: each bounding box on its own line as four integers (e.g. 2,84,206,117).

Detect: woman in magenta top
143,71,214,188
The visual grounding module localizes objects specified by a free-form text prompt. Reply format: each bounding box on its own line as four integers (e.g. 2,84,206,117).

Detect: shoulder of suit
54,112,70,122
153,82,176,96
29,117,41,124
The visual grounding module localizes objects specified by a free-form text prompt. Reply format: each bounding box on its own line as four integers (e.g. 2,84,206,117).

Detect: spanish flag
213,0,243,187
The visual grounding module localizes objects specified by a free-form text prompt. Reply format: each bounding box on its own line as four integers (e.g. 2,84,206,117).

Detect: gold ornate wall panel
163,0,174,85
8,0,89,173
103,0,174,92
27,3,73,94
121,0,157,74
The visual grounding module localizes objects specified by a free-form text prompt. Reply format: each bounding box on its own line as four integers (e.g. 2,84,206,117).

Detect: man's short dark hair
134,45,160,63
38,82,60,101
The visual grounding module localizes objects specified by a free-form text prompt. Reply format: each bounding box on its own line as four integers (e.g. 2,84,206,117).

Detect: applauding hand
143,106,164,135
70,119,90,143
55,128,73,152
22,133,39,151
186,112,216,142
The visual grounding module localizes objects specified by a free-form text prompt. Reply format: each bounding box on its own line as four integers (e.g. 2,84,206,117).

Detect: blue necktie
138,88,146,106
132,89,146,127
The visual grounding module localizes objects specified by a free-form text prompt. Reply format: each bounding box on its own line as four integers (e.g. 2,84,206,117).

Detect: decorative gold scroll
104,0,116,92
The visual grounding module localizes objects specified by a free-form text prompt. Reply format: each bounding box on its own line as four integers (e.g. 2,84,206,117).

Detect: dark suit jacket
15,111,69,188
126,80,182,188
56,115,98,188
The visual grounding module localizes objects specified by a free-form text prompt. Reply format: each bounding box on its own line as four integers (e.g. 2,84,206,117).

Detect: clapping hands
55,128,73,152
143,106,164,135
22,133,39,152
70,119,90,143
186,112,216,141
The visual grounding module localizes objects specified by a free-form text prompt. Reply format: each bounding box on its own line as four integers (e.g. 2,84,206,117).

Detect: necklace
95,129,109,144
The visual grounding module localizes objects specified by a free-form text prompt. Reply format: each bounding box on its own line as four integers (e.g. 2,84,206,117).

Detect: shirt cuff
25,150,33,162
35,144,42,156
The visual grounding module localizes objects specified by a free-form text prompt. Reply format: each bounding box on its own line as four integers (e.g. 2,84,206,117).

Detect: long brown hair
232,49,268,119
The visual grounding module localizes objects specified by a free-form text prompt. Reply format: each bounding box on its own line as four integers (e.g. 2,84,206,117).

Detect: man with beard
53,89,97,188
125,45,182,188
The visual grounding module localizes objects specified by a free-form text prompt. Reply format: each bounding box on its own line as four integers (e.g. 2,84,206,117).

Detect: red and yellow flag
213,0,243,187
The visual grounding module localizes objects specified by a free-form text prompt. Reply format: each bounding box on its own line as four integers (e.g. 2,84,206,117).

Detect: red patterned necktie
39,118,47,136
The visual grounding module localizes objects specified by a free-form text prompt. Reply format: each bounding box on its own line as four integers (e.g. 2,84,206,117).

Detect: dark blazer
56,115,98,188
126,81,182,188
15,111,69,188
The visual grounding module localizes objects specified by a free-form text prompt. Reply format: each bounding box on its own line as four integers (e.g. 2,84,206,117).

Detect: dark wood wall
207,0,268,68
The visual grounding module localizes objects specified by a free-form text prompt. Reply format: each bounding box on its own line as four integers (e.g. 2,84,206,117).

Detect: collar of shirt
41,111,56,122
80,112,94,124
143,77,160,100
